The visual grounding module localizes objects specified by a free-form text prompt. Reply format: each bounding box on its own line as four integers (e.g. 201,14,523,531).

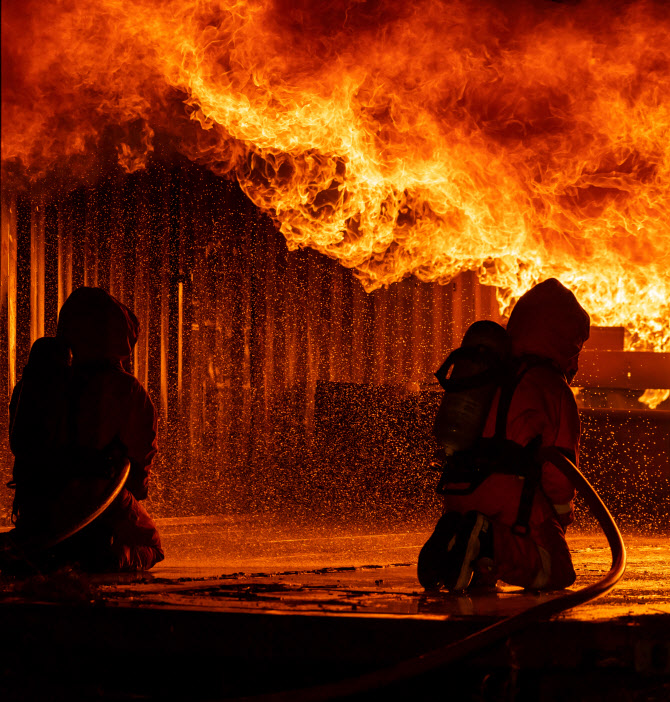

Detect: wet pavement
97,517,667,622
2,516,669,621
2,517,669,701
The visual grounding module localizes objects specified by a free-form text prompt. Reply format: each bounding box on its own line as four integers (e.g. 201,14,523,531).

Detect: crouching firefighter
4,287,164,573
418,278,590,592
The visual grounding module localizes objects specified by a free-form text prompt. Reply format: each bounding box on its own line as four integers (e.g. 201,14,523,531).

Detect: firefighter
9,287,164,572
419,278,590,591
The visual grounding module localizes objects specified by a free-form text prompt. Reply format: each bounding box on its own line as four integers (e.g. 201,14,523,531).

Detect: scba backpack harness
432,321,570,536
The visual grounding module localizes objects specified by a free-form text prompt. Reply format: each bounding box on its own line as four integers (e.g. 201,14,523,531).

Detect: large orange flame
2,1,669,358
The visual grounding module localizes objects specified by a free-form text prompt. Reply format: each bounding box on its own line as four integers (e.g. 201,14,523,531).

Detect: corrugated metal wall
0,161,501,515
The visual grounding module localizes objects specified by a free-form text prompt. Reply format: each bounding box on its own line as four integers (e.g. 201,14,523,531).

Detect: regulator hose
237,447,626,702
0,459,131,565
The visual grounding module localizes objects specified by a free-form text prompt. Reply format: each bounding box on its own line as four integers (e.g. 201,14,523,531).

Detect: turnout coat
10,287,163,571
444,278,590,589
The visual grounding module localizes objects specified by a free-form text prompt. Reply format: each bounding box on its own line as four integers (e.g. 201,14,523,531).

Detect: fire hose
236,447,626,702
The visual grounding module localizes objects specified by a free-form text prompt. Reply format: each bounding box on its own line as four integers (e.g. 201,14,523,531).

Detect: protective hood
506,278,590,374
56,287,139,363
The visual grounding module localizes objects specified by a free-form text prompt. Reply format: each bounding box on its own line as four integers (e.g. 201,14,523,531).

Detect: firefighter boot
446,511,493,591
417,511,463,590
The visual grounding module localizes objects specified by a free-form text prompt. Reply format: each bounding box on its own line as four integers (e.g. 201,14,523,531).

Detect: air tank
433,320,511,456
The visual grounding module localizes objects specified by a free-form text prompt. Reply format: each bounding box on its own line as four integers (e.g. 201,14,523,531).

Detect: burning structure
2,5,670,702
1,0,669,526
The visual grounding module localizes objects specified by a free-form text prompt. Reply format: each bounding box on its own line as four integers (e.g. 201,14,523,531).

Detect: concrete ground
134,517,669,621
2,517,669,701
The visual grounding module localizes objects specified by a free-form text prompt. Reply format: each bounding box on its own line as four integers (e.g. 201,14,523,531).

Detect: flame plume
2,0,669,356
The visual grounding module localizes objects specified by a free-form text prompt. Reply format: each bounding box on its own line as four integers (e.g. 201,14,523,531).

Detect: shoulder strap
494,359,527,440
494,355,564,440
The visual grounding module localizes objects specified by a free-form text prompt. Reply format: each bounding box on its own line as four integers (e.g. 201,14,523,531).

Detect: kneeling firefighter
419,278,590,591
6,287,164,572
